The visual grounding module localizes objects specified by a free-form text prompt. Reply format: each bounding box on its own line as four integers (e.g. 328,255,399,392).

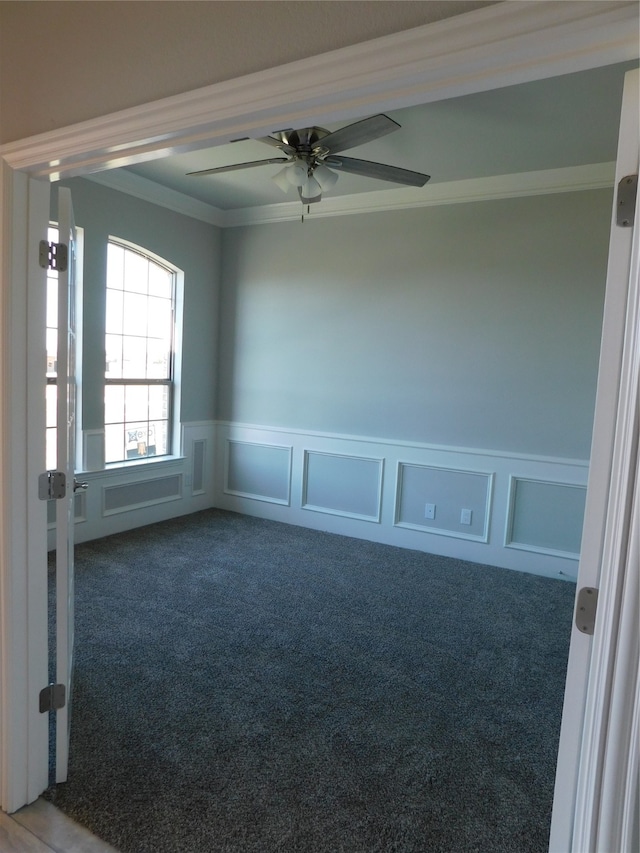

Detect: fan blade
320,114,400,155
187,157,288,177
324,156,430,187
258,135,297,155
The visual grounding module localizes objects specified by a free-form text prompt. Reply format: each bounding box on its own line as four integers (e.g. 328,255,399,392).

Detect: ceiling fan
187,114,430,204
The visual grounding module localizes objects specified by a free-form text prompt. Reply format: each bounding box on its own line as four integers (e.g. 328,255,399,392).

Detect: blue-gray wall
51,178,221,430
50,177,611,575
218,189,611,460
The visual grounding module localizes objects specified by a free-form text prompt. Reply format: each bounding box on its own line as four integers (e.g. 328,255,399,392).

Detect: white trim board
1,2,636,179
86,162,616,227
215,419,591,473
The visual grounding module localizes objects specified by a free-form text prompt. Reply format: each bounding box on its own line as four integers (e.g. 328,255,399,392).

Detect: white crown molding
1,2,637,178
86,162,616,227
224,162,617,226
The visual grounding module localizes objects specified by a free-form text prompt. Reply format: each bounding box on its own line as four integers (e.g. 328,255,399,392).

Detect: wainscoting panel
225,440,292,505
55,419,590,580
103,473,182,516
213,422,589,580
47,421,217,550
82,429,104,472
395,463,492,542
302,451,383,521
192,438,206,495
506,477,587,558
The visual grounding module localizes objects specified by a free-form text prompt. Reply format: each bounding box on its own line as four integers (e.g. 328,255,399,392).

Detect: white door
550,67,639,853
55,187,81,784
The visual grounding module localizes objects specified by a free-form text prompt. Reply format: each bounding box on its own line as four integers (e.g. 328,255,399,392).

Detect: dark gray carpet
44,509,575,852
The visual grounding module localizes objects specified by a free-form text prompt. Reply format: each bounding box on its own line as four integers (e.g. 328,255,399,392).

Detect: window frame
46,221,85,474
104,237,183,467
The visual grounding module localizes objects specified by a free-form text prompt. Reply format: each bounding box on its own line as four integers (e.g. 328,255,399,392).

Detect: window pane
125,421,154,459
46,384,57,468
46,328,58,377
107,243,125,290
147,296,172,341
124,250,148,294
125,384,149,422
148,264,172,299
104,383,170,464
148,385,168,420
105,384,125,424
105,289,124,334
150,420,169,456
105,423,125,464
105,334,123,379
46,384,57,428
46,277,58,328
122,336,147,378
123,292,148,336
146,339,170,379
46,428,57,471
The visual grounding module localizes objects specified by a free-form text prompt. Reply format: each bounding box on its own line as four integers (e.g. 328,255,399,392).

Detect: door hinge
39,239,68,272
38,470,67,500
576,586,599,635
616,175,637,227
39,683,65,713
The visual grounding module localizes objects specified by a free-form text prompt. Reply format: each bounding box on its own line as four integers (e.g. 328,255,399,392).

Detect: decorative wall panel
302,451,383,521
103,474,182,515
395,463,492,542
192,438,206,495
506,477,586,557
225,440,291,505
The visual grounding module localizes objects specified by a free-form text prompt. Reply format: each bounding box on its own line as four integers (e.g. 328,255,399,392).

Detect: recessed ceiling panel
123,61,636,212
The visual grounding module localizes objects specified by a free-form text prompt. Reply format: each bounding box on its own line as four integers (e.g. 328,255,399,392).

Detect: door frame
0,0,637,829
0,168,50,812
550,67,639,853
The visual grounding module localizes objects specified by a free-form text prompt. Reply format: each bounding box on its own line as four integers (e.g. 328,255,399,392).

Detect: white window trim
104,236,184,467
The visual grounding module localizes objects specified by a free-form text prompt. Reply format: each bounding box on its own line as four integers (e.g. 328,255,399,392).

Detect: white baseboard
214,421,588,580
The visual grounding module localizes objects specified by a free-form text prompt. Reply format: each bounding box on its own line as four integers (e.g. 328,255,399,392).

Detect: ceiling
120,61,636,215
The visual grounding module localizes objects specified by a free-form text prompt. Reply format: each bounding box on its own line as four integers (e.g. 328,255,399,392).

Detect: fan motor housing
275,127,331,154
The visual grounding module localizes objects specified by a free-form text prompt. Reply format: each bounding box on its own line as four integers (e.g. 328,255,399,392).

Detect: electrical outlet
460,508,472,525
425,503,436,520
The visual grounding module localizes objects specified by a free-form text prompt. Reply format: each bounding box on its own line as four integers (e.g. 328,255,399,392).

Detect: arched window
104,240,181,464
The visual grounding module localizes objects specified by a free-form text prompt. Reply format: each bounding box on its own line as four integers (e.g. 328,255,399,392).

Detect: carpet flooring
44,509,575,852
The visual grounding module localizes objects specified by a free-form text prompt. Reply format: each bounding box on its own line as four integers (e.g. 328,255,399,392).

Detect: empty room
1,3,638,852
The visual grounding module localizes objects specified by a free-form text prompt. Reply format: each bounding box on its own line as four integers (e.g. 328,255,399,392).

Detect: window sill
80,455,186,477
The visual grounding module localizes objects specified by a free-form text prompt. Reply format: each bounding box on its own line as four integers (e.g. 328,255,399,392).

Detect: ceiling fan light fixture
191,114,430,211
313,163,339,191
286,160,309,187
272,166,292,193
301,175,323,202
